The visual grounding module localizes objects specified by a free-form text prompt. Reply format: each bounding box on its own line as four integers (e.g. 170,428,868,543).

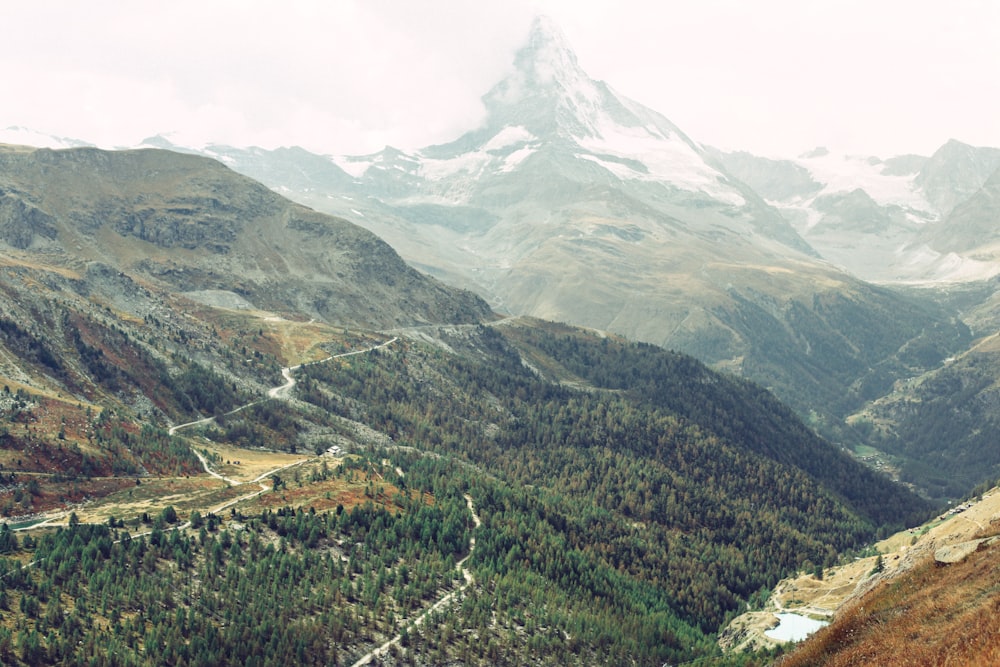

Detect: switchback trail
16,338,398,533
350,494,481,667
169,337,398,484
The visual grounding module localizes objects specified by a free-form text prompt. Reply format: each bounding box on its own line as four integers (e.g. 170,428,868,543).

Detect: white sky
3,0,998,159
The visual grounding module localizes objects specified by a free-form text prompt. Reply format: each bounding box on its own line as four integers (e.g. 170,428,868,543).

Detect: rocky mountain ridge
713,140,1000,283
0,144,491,330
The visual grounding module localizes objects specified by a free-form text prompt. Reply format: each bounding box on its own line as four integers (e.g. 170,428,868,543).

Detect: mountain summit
130,17,970,473
498,16,585,102
482,15,630,139
425,15,745,207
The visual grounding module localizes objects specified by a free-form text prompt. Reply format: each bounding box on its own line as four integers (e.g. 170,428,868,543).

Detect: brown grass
0,253,82,280
0,374,100,412
67,476,227,524
251,460,411,516
184,303,364,367
779,542,1000,666
197,441,308,484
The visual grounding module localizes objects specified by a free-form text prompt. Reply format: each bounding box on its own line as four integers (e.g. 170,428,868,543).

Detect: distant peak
474,14,694,154
528,14,561,36
525,15,575,58
934,138,974,155
480,15,598,137
139,134,177,149
513,15,585,87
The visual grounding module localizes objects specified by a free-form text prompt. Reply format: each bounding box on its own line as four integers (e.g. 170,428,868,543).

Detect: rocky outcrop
934,537,1000,564
0,193,57,249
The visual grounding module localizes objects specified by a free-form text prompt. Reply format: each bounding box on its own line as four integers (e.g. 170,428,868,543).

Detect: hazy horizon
3,0,998,159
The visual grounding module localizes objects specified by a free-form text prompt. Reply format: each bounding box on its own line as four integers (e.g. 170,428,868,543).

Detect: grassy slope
780,539,1000,666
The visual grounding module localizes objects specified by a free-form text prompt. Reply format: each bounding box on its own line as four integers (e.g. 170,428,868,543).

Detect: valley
0,220,931,664
154,19,1000,504
721,482,1000,656
0,13,999,666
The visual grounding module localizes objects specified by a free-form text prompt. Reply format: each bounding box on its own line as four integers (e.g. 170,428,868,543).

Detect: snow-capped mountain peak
421,16,743,205
0,126,94,150
514,15,583,90
482,15,610,139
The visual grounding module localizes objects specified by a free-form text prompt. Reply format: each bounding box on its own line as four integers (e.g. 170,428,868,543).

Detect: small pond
764,613,829,642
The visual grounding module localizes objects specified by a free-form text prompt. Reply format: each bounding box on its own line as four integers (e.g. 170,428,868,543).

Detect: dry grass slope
779,539,1000,666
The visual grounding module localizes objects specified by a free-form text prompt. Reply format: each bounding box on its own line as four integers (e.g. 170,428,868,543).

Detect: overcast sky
3,0,998,158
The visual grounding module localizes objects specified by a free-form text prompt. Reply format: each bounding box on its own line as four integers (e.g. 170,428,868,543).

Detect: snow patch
500,147,536,173
892,244,1000,283
769,199,824,231
419,128,538,181
0,126,87,150
484,126,535,152
927,252,1000,282
575,118,745,206
798,152,933,211
905,211,931,225
330,155,372,178
419,151,492,181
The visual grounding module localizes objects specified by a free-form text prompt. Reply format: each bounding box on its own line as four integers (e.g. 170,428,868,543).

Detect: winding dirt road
10,332,489,664
169,336,398,480
14,337,399,534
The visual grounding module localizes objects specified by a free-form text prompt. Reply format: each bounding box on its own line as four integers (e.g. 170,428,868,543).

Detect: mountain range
713,141,1000,283
1,13,999,664
68,16,1000,498
0,138,931,665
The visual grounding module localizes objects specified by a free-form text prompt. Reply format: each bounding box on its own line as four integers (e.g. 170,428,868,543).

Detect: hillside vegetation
780,534,1000,666
854,330,1000,498
0,144,939,665
0,306,929,665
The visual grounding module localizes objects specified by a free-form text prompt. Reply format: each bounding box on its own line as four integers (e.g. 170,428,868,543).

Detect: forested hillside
0,142,938,664
853,330,1000,499
0,316,930,665
296,322,927,621
504,322,923,526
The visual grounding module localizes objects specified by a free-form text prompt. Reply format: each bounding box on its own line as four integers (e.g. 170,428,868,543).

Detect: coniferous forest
0,319,930,665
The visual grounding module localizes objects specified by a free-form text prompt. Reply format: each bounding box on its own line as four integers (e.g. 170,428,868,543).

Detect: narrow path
169,337,398,484
191,449,241,486
960,515,985,533
15,337,399,533
350,494,481,667
267,367,296,399
7,337,403,582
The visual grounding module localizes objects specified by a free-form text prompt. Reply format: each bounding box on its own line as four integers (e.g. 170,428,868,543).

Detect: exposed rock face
923,166,1000,253
916,139,1000,215
0,194,57,249
934,539,991,564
